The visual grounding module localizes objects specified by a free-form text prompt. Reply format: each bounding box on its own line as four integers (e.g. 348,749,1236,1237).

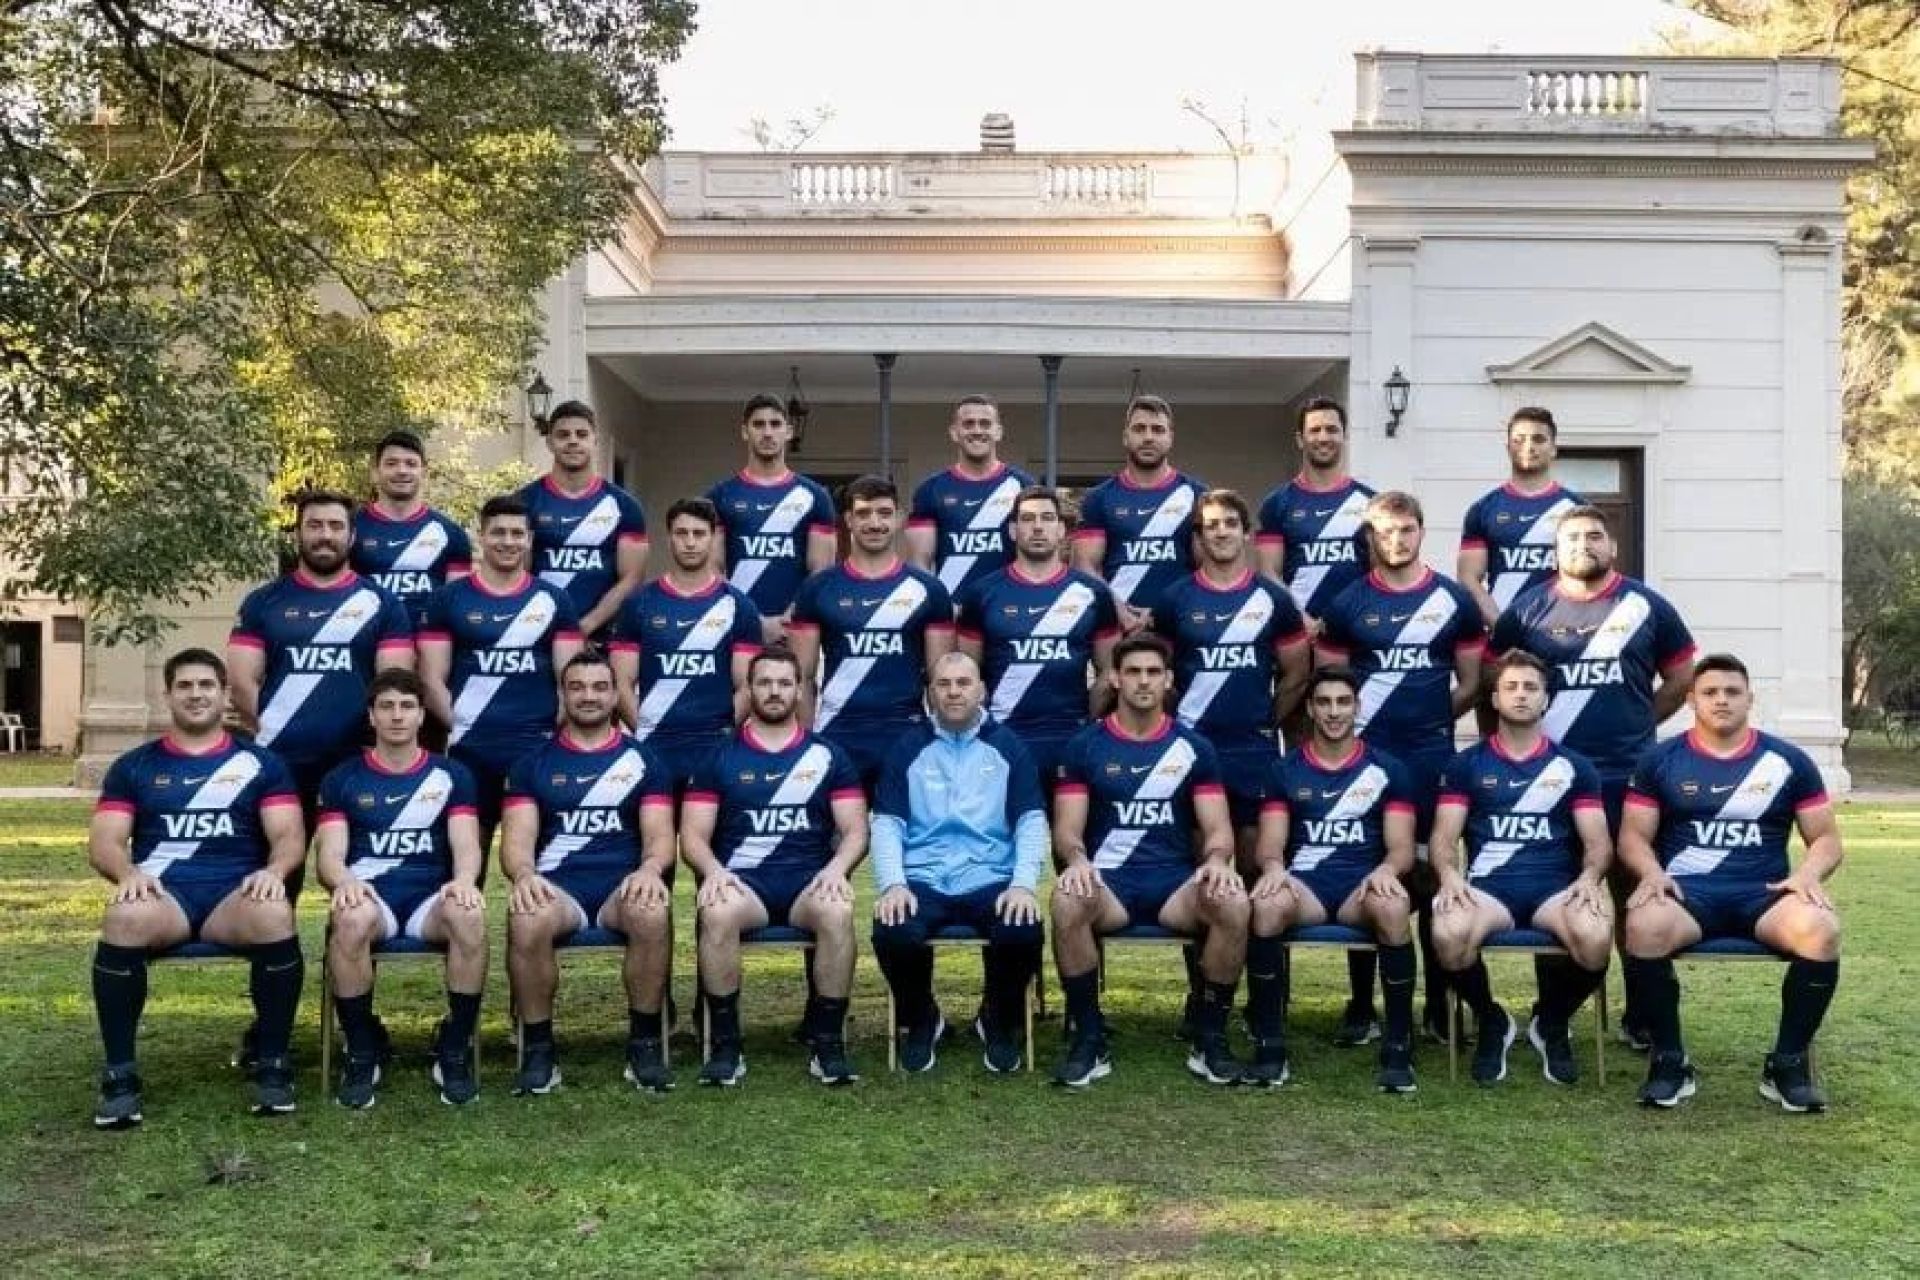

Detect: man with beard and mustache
706,394,836,645
1456,408,1584,630
907,395,1036,599
351,430,472,632
500,652,678,1096
681,647,870,1088
1072,395,1208,633
1256,397,1376,629
1489,505,1695,1049
1316,490,1486,1047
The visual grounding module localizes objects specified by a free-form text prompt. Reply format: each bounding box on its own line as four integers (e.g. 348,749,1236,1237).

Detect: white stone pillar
1352,236,1418,495
76,640,159,786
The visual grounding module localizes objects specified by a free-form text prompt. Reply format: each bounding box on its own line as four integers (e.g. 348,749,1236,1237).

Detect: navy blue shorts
159,874,244,935
1677,877,1784,940
359,870,445,941
547,866,630,935
1473,873,1571,928
1216,737,1280,831
1103,863,1194,929
871,881,1043,951
735,866,818,928
1292,859,1374,917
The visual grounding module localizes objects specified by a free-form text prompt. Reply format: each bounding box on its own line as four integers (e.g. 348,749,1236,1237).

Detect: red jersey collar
1489,732,1551,764
1687,727,1759,761
949,460,1007,482
1195,567,1253,593
557,727,625,753
1304,740,1363,772
1010,562,1069,587
363,747,429,776
360,501,427,523
1116,467,1179,492
1500,479,1563,500
743,722,805,753
1366,566,1434,596
468,570,533,598
1104,712,1173,743
159,731,232,757
843,556,904,582
1552,570,1623,602
736,467,795,488
291,567,359,590
659,573,725,599
1291,471,1353,495
542,473,605,500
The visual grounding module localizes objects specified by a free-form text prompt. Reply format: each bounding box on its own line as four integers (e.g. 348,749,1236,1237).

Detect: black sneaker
334,1051,382,1110
1423,1002,1458,1046
808,1036,860,1087
251,1055,297,1116
1638,1050,1698,1108
513,1042,561,1096
1527,1015,1579,1086
431,1046,478,1106
1471,1004,1515,1086
1175,990,1200,1044
1617,1019,1653,1053
623,1036,674,1094
975,1014,1022,1075
1760,1052,1827,1113
699,1039,746,1087
1185,1033,1243,1086
1242,1037,1290,1089
1333,1001,1381,1047
94,1065,143,1130
1052,1031,1112,1089
899,1007,946,1074
1376,1040,1417,1094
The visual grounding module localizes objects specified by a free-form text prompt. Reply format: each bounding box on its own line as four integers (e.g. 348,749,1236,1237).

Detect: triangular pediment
1486,323,1690,385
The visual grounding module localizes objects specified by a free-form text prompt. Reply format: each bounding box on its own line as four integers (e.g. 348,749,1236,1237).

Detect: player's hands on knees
110,870,164,905
806,869,852,904
241,869,287,902
1056,860,1101,898
1566,873,1608,917
1362,866,1407,902
509,874,558,915
1251,865,1293,902
1768,870,1833,912
697,871,743,910
875,885,918,925
1197,857,1242,901
1626,870,1682,910
330,877,369,912
442,878,483,911
1433,873,1474,915
996,886,1040,926
618,868,669,909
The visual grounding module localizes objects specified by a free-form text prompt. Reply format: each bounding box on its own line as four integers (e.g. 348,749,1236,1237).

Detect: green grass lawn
2,798,1916,1279
0,752,77,788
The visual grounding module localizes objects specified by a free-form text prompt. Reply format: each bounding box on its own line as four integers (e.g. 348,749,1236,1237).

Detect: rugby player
1072,395,1208,631
1429,651,1614,1086
1049,634,1248,1088
518,399,648,639
500,652,678,1095
706,394,836,644
1456,408,1584,629
315,669,486,1107
1255,397,1375,626
681,648,870,1087
906,395,1036,598
89,649,307,1127
351,430,473,631
1619,654,1842,1112
1248,665,1418,1091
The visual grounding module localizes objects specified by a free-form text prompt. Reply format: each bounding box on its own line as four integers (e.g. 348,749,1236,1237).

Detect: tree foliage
1,0,696,643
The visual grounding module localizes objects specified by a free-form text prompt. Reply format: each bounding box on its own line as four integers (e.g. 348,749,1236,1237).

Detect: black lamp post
525,372,554,433
785,365,811,454
1384,366,1411,437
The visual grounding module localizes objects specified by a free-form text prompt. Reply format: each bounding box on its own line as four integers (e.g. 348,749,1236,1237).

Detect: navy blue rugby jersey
1152,569,1308,741
1255,474,1376,619
1438,736,1603,885
1055,715,1224,875
420,572,580,758
317,749,478,882
684,725,864,875
608,575,763,746
503,731,674,878
350,503,472,629
788,559,954,734
955,563,1119,740
908,462,1036,597
517,475,648,621
1316,568,1485,759
1073,469,1207,611
1626,729,1828,885
1459,481,1583,615
96,733,299,885
1262,741,1414,876
707,469,835,617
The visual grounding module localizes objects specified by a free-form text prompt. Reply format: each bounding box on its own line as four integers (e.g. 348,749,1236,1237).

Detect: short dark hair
1557,504,1609,533
546,400,596,433
1297,396,1347,432
1306,664,1361,700
163,647,226,687
368,667,426,705
841,475,898,510
478,493,529,527
374,430,426,462
1509,406,1557,440
740,393,787,423
953,394,999,417
561,650,614,680
1112,633,1174,670
748,645,803,683
294,489,357,522
666,496,720,530
1692,653,1750,686
1364,490,1425,529
1013,485,1065,519
1490,650,1550,683
1125,394,1174,425
1194,488,1253,532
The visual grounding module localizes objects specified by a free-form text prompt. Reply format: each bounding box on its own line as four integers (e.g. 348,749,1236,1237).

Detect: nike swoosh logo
1213,612,1237,622
754,502,776,512
859,598,885,607
1312,508,1335,518
574,774,597,784
765,771,786,782
1320,788,1342,799
306,609,331,619
1026,606,1050,615
1129,765,1151,774
384,795,404,805
1388,613,1411,623
183,775,209,786
1710,784,1735,794
1575,625,1599,636
1507,779,1529,789
491,613,516,622
675,619,697,628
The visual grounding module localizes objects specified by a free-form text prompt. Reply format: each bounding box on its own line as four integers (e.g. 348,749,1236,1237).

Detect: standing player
1429,652,1614,1087
906,395,1036,598
418,494,582,856
956,485,1120,788
229,490,415,824
88,649,307,1127
499,653,678,1095
1489,504,1694,1045
788,475,955,791
351,430,472,631
1048,635,1249,1088
706,394,836,643
1248,666,1419,1092
1456,408,1583,628
315,669,487,1108
1619,655,1843,1112
611,497,764,791
1316,491,1486,1045
519,399,648,639
681,648,870,1087
1256,397,1375,626
1072,395,1208,631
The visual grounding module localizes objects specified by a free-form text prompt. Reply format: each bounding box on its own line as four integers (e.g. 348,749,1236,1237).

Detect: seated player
871,653,1047,1074
87,649,307,1128
1430,651,1613,1086
680,647,870,1087
1619,654,1843,1112
500,652,678,1095
1248,665,1419,1092
315,669,487,1108
1049,634,1249,1088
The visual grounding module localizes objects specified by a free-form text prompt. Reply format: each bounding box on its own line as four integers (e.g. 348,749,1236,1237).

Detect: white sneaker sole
513,1066,562,1096
1526,1018,1578,1086
622,1064,675,1093
808,1060,861,1086
1474,1014,1516,1085
1642,1074,1698,1108
1052,1058,1113,1089
698,1058,747,1088
1184,1052,1241,1086
1758,1079,1824,1113
900,1013,946,1074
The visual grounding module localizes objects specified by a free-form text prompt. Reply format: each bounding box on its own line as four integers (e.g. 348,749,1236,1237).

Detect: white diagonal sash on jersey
1290,762,1390,872
990,581,1096,720
637,595,740,736
535,747,646,873
1540,592,1651,744
727,743,834,870
1177,590,1276,727
815,576,929,731
389,520,450,572
357,766,455,881
1492,497,1577,611
938,476,1024,593
1092,737,1198,870
140,752,265,877
540,493,622,590
257,588,384,747
450,592,559,744
1667,751,1795,877
1107,486,1196,605
1468,755,1575,878
1354,587,1457,736
1287,489,1370,613
730,487,815,595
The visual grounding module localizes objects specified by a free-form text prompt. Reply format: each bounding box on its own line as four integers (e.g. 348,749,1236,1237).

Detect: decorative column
1355,236,1418,494
1040,355,1063,486
874,353,897,478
